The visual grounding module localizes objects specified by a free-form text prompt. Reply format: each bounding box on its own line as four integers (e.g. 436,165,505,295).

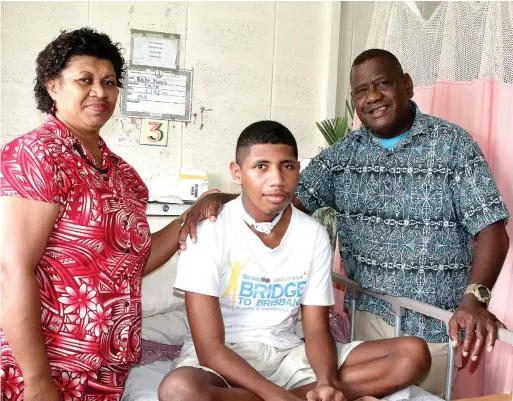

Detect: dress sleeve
1,134,61,203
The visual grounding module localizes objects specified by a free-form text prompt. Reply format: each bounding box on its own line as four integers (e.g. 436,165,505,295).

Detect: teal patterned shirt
296,102,509,343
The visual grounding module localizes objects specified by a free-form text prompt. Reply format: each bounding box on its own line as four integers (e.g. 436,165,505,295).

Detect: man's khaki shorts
354,311,461,398
172,340,363,390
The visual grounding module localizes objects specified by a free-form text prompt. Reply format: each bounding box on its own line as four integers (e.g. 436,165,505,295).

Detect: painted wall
1,1,337,194
1,1,441,194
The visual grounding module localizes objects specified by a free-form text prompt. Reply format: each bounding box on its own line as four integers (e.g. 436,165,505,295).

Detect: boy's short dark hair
236,121,298,165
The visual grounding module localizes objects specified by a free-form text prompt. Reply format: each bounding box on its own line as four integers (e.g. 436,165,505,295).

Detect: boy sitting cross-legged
158,121,431,401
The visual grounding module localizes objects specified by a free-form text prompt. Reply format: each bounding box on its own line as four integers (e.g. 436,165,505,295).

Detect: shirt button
114,197,119,202
123,274,128,280
125,248,130,254
125,301,130,307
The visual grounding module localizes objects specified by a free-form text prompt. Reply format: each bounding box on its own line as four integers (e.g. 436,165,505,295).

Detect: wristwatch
465,284,491,305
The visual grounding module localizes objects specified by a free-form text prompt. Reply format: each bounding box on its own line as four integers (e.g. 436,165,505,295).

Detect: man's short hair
236,121,298,165
352,49,404,76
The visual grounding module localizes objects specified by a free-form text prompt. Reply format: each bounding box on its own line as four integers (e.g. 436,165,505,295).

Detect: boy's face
231,143,300,219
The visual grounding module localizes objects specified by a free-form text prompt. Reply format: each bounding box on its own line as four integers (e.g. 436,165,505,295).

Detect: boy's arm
300,225,345,399
186,292,300,401
302,305,339,388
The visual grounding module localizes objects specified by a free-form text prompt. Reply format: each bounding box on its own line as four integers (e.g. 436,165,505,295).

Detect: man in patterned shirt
178,49,510,397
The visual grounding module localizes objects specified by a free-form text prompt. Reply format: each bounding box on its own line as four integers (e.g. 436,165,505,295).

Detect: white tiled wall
335,1,441,116
0,1,337,194
0,1,442,193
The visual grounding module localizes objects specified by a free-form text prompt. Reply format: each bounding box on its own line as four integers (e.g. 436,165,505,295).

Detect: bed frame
331,273,513,401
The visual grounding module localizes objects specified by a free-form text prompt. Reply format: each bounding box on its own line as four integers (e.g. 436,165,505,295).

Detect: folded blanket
139,340,182,365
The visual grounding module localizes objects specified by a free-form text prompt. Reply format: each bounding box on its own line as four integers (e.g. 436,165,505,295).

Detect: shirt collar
350,100,431,142
44,114,120,164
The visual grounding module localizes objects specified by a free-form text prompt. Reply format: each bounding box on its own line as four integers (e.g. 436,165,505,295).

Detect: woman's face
46,55,118,135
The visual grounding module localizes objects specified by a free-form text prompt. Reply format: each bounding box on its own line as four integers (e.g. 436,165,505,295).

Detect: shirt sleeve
295,146,336,214
173,220,223,297
0,134,60,203
451,131,510,236
301,225,335,306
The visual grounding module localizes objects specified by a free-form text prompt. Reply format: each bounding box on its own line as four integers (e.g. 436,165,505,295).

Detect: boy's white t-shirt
174,196,334,353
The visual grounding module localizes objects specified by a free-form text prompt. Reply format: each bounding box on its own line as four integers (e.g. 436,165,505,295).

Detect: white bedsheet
121,360,444,401
122,361,173,401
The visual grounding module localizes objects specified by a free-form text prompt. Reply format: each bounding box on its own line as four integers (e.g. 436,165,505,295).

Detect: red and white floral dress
0,115,151,400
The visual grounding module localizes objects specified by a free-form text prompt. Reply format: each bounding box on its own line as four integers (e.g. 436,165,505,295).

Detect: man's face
231,144,300,220
350,57,414,137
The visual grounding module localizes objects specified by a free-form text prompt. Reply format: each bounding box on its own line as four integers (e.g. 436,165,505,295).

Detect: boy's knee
158,370,212,401
398,337,432,380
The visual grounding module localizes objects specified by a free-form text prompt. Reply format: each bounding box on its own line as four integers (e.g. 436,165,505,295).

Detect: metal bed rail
332,273,513,401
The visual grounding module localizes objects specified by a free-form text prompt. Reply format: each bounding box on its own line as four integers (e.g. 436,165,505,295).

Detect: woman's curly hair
34,28,126,113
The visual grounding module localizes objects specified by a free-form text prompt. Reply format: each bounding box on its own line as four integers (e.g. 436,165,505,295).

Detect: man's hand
449,295,506,361
306,384,346,401
24,377,61,401
178,190,223,250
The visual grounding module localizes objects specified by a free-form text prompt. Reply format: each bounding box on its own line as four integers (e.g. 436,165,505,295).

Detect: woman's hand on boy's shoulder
178,190,224,250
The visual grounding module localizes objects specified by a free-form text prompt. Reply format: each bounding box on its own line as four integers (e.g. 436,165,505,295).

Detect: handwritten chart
122,66,192,121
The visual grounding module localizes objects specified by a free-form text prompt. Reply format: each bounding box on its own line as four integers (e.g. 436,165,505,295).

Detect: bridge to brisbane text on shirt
229,272,307,312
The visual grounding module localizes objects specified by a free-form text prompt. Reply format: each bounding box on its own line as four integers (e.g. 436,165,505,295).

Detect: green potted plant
316,99,355,146
312,99,355,247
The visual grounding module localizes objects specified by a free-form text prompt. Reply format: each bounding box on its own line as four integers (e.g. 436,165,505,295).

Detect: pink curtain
350,79,513,396
415,80,513,398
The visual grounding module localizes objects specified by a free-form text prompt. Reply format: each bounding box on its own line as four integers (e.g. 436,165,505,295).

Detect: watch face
478,286,490,299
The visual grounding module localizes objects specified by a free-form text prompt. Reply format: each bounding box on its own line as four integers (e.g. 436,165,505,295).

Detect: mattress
121,360,444,401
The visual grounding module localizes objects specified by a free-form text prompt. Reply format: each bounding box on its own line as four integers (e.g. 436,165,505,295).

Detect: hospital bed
332,273,513,401
121,269,513,401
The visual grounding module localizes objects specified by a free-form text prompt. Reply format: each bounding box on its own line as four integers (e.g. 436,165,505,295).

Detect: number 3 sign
140,119,169,146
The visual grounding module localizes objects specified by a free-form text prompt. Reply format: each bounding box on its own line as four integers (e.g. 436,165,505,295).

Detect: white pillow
142,309,188,345
142,253,185,317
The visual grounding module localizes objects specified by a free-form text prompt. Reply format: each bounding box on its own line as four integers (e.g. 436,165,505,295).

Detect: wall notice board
122,65,193,121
